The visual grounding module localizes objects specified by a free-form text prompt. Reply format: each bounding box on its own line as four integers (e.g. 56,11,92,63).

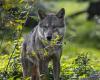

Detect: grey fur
21,8,65,80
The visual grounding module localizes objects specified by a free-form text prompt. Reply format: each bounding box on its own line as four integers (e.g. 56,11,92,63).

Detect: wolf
21,8,65,80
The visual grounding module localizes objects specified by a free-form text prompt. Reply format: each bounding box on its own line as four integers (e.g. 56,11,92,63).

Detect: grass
62,41,100,70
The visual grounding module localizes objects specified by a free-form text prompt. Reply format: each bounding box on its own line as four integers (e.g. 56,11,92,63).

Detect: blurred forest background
0,0,100,80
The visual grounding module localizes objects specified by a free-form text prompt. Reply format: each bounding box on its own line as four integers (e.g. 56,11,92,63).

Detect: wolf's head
37,8,65,43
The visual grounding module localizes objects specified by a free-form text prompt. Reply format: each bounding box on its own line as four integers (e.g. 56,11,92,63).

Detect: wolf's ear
56,8,65,18
38,9,46,20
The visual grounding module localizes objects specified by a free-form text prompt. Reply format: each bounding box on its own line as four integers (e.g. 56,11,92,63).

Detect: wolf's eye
53,26,56,28
44,26,48,28
43,26,48,30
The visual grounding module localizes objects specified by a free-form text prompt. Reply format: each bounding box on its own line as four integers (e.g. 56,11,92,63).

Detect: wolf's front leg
31,64,40,80
21,57,29,77
53,57,60,80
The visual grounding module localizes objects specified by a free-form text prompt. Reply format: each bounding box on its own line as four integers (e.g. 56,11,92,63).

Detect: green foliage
0,0,100,80
0,37,23,79
48,53,97,80
72,54,94,78
0,30,99,80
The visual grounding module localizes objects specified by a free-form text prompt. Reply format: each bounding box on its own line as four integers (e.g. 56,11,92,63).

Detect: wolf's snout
47,36,52,41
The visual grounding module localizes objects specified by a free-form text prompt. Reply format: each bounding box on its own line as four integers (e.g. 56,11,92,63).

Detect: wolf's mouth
42,35,63,46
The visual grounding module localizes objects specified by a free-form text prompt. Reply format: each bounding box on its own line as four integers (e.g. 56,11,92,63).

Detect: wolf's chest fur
24,26,62,61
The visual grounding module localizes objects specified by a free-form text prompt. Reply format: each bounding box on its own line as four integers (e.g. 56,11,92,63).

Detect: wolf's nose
47,36,52,41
